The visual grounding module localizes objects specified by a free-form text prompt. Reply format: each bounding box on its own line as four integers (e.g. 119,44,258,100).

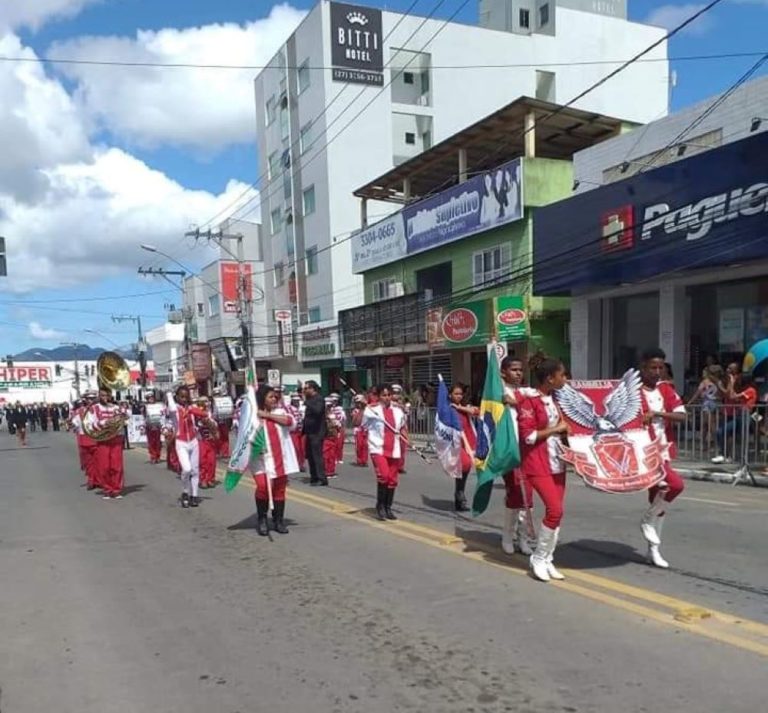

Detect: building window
300,122,313,154
372,277,399,302
286,232,295,256
519,8,530,28
274,262,285,287
305,246,318,275
279,106,289,140
297,59,310,93
308,306,321,323
405,132,416,145
268,151,280,181
208,294,220,317
539,3,550,26
196,303,204,317
270,208,282,234
403,71,414,85
302,185,316,216
472,245,510,288
265,95,277,125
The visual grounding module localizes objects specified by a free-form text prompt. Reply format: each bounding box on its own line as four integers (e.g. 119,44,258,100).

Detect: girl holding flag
517,356,569,583
449,383,478,512
362,385,408,521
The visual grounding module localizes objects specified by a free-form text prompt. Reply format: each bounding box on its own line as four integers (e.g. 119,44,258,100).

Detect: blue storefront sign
533,132,768,295
352,158,523,273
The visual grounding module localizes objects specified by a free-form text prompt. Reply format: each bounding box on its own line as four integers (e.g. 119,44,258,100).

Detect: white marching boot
515,509,536,556
546,527,565,580
640,492,667,546
646,516,669,568
529,525,557,582
501,508,519,555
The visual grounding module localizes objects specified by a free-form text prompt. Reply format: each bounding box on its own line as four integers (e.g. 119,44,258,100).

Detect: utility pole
112,315,147,387
60,342,81,398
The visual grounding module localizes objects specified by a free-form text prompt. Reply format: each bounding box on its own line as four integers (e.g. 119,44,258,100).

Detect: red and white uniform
86,403,124,497
249,408,297,503
351,405,369,466
197,413,219,488
331,404,346,463
362,403,407,488
73,406,100,488
395,401,410,472
518,392,566,530
503,385,538,510
144,404,164,463
287,401,305,470
166,394,208,497
641,382,686,505
455,407,479,476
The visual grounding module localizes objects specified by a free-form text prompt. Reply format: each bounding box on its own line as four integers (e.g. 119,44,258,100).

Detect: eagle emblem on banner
555,369,666,494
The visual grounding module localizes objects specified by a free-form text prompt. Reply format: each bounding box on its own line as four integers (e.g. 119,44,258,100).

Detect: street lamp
83,328,121,349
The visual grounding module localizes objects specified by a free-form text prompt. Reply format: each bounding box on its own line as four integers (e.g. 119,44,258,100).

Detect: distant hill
11,344,151,362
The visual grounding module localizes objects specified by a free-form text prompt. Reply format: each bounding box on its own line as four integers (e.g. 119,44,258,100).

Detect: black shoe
310,479,319,486
318,479,329,486
385,488,398,520
375,483,387,521
181,493,190,509
272,501,289,534
256,499,269,536
454,489,469,512
86,484,96,491
190,496,200,507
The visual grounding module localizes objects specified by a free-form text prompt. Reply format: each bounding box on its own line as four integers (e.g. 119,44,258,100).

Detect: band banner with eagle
555,370,666,494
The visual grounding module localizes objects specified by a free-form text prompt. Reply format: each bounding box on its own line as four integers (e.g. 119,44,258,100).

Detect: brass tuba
97,351,131,391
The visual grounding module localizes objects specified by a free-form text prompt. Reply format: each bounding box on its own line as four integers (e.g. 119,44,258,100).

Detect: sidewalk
676,459,768,487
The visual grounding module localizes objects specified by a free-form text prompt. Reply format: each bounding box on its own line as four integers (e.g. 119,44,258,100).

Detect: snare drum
213,396,234,422
145,403,164,428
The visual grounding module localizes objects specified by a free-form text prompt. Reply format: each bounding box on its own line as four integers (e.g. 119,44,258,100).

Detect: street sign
267,369,281,387
274,309,291,322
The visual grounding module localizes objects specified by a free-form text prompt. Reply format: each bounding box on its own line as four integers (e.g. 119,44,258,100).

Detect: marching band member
323,397,340,478
351,394,369,466
287,393,306,472
501,356,537,556
144,393,163,464
391,384,409,474
71,394,100,490
197,397,219,489
164,418,181,475
166,386,208,508
448,383,478,512
517,357,569,582
638,348,687,569
362,385,408,521
86,387,126,500
330,393,346,466
250,384,298,536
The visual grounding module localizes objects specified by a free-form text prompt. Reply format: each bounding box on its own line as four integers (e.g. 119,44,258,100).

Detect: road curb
677,466,768,487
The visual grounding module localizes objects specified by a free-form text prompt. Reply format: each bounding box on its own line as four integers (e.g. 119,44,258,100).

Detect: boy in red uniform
351,394,369,466
144,392,163,464
197,397,219,489
87,387,126,500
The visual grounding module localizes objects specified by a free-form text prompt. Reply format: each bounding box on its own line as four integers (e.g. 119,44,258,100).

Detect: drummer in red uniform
144,392,164,464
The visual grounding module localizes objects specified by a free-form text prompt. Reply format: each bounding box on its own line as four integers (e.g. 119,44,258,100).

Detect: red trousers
649,462,685,504
323,438,337,475
527,471,566,529
336,430,345,463
147,429,162,463
504,469,534,509
371,454,400,488
82,443,100,488
97,437,124,496
218,422,231,459
354,429,369,466
291,432,305,469
199,438,218,486
166,438,181,474
253,473,287,502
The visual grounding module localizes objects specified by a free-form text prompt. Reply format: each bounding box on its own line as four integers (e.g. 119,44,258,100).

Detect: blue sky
2,0,768,354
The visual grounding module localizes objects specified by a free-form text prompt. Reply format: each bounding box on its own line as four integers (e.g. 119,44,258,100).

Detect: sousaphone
82,351,131,441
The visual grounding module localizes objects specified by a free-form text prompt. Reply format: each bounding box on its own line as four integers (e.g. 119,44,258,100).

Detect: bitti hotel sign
330,2,384,86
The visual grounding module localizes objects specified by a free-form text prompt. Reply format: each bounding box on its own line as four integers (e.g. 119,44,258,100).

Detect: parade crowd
5,347,691,585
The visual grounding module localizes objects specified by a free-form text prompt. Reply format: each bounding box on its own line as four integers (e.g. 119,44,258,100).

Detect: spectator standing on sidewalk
712,364,757,464
688,364,724,450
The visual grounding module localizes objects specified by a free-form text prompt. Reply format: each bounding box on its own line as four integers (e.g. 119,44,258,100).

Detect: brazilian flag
472,351,521,516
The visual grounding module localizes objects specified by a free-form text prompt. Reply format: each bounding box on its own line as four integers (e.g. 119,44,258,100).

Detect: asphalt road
0,431,766,713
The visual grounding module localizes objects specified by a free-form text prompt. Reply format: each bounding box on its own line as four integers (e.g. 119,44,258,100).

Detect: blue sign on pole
533,132,768,295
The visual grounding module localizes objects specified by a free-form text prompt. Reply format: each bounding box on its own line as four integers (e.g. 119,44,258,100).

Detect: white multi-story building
254,0,669,377
144,322,185,386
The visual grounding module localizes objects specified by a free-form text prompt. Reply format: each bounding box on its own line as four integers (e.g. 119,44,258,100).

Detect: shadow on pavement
227,513,298,532
122,484,146,497
558,538,644,569
0,445,51,452
420,495,457,512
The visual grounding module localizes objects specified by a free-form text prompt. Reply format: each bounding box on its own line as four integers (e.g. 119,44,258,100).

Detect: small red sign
497,308,526,326
442,308,478,343
601,205,634,252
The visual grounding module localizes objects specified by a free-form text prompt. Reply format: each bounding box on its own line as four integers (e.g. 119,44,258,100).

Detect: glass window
274,262,285,287
403,72,414,85
268,151,280,181
270,208,282,234
306,246,318,275
300,122,313,154
280,105,289,140
611,292,659,377
302,185,316,216
297,59,310,93
208,294,220,317
265,95,277,125
196,303,204,317
372,277,397,302
286,232,295,256
519,8,530,28
405,132,416,145
308,306,321,323
472,245,510,288
539,3,550,26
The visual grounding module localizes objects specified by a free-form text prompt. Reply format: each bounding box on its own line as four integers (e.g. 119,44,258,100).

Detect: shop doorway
611,292,660,376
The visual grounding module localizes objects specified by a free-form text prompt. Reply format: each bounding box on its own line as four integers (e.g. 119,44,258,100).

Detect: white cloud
0,0,101,32
644,3,714,36
29,321,66,340
49,4,306,150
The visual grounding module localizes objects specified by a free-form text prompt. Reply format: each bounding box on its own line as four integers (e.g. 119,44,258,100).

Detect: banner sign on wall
495,295,528,341
426,300,492,349
352,158,524,273
330,2,384,86
0,366,52,389
191,343,213,381
220,262,253,314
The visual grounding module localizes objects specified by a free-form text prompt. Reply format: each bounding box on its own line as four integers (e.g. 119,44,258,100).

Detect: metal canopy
354,96,625,204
